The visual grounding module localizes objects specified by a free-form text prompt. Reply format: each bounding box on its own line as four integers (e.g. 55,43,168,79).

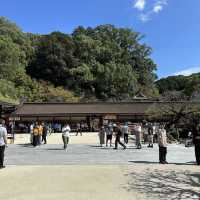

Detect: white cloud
153,5,163,13
133,0,168,22
139,13,151,22
153,0,167,14
134,0,146,11
174,67,200,76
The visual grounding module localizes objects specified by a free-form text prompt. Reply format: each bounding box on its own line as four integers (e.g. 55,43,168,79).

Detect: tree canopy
27,25,157,100
156,73,200,101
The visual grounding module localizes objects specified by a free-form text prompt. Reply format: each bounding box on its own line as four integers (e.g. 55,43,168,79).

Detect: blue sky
1,0,200,78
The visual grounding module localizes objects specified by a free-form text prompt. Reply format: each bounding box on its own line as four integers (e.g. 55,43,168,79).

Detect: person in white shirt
30,123,34,144
158,124,168,164
0,119,8,169
62,124,71,151
135,123,142,149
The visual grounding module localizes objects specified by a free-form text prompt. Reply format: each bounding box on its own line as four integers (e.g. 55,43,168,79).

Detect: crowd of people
98,122,168,164
29,122,49,147
0,119,200,169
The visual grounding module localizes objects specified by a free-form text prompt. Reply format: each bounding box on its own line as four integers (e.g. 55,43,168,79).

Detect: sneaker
0,166,5,169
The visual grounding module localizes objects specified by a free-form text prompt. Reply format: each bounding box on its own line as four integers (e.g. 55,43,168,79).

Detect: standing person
0,119,8,169
147,123,154,148
62,123,71,151
42,123,48,144
81,122,85,134
99,126,105,147
135,123,142,149
105,125,113,147
193,124,200,165
30,123,34,144
122,122,129,144
114,123,126,150
158,124,168,164
33,123,39,147
38,123,43,145
76,122,82,136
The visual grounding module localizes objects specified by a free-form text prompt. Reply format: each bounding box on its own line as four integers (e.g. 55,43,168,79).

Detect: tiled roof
13,101,199,117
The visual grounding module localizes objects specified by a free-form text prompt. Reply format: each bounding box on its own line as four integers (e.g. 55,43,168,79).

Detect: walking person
62,123,71,151
99,126,105,147
193,124,200,165
42,123,48,144
0,119,8,169
135,123,142,149
158,124,168,164
114,123,126,150
122,122,129,144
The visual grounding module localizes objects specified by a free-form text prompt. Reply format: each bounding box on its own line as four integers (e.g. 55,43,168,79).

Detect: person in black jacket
193,124,200,165
114,123,126,150
42,123,48,144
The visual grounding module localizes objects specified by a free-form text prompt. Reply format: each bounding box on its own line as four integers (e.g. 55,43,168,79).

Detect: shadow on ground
125,168,200,200
129,161,196,165
17,144,33,148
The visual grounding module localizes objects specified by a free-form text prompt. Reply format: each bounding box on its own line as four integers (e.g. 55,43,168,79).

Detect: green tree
27,31,77,86
0,35,24,80
0,16,33,65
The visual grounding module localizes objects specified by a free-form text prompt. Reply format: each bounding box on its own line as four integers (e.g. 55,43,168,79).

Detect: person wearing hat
0,119,8,169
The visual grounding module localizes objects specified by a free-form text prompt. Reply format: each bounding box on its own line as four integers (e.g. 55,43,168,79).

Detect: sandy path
0,165,137,200
0,165,199,200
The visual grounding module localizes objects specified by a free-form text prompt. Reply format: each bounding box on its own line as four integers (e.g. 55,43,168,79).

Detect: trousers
115,135,126,149
42,134,47,144
159,146,167,162
195,144,200,165
62,136,69,149
0,145,5,167
124,133,128,144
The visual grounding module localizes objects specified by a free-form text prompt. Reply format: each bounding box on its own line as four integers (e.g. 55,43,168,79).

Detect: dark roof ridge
21,101,199,105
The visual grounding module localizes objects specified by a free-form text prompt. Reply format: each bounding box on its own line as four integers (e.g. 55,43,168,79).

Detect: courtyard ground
0,133,199,200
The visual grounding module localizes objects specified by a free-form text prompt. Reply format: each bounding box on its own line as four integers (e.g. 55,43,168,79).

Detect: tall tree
27,32,77,86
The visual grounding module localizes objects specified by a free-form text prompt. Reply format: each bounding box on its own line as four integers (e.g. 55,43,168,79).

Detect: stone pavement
5,143,196,165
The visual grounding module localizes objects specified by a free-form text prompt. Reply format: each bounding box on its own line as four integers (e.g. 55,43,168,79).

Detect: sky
1,0,200,78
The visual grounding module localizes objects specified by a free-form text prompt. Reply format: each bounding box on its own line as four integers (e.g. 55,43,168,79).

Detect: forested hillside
155,73,200,100
0,17,158,103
